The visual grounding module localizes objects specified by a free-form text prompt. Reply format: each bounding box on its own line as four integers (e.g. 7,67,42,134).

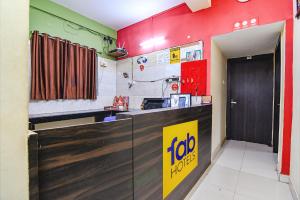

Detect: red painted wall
118,0,292,57
281,18,294,175
117,0,294,174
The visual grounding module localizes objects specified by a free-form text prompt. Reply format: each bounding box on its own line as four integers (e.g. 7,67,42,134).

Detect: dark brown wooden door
227,54,274,145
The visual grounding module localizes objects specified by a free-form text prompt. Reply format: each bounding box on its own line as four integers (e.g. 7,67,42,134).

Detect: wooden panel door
227,58,248,141
227,54,274,145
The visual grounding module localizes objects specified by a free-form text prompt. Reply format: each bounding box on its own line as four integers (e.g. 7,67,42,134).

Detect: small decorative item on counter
202,96,212,104
123,96,129,111
113,96,119,107
112,96,129,111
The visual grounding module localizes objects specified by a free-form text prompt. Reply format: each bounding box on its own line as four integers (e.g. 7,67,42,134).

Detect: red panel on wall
181,60,207,96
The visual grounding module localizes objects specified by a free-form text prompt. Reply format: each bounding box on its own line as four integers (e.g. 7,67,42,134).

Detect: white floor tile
234,194,259,200
216,147,245,171
236,172,293,200
225,140,247,151
241,150,278,180
244,150,276,167
204,164,240,192
245,142,273,153
190,182,235,200
275,183,295,200
188,141,293,200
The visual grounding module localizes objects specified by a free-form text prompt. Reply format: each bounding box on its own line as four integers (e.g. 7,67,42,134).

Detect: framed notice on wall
297,0,300,19
170,47,181,64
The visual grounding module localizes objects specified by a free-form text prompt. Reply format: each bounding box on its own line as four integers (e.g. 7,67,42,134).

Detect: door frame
211,21,290,175
273,36,281,153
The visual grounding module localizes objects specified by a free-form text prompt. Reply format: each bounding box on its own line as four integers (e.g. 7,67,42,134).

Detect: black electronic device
141,98,170,110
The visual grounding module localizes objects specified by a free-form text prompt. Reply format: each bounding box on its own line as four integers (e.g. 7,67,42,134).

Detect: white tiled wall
116,50,181,109
29,57,116,115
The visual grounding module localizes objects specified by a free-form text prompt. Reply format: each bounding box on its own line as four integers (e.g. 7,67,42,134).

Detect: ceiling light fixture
140,36,166,49
233,17,258,30
234,22,241,29
238,0,250,2
250,18,257,24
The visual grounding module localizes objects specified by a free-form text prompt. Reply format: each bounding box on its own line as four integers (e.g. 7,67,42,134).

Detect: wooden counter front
118,104,212,200
28,105,212,200
29,119,133,200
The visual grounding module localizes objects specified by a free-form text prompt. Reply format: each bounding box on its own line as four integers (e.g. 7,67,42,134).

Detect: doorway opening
227,54,274,146
211,21,285,166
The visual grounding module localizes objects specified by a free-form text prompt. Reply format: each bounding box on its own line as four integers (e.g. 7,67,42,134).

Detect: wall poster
170,47,181,64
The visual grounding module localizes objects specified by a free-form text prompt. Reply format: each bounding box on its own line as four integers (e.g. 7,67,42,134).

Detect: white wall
290,8,300,198
116,50,181,109
210,40,227,159
29,57,116,115
0,0,29,199
277,25,286,174
116,44,205,109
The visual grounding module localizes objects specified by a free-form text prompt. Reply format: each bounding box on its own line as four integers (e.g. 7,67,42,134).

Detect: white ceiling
213,22,284,58
184,0,211,12
51,0,185,30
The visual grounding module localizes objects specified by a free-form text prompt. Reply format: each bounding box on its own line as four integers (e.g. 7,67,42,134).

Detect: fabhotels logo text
167,133,196,177
163,120,198,199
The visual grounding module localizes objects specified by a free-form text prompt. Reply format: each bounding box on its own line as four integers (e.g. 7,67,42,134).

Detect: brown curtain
30,31,97,100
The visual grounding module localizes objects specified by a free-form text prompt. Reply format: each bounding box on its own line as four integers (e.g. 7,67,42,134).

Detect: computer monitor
170,94,191,108
142,98,170,110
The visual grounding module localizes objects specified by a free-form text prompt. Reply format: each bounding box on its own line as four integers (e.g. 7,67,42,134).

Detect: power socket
165,77,179,83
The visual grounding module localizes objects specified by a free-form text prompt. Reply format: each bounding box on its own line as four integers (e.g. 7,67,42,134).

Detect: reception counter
117,104,212,200
28,104,212,200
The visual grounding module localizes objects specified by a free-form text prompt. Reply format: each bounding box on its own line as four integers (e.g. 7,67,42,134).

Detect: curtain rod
30,5,116,40
32,31,102,55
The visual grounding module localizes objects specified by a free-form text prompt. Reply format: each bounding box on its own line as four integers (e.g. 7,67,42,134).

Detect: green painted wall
30,0,117,59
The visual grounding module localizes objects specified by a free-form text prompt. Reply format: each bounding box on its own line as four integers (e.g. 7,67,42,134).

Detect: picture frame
297,0,300,19
186,51,193,61
170,93,192,108
193,50,203,60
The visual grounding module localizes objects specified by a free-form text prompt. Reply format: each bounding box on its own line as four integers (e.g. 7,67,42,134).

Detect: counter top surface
29,109,108,119
118,103,212,116
29,104,211,120
29,108,138,120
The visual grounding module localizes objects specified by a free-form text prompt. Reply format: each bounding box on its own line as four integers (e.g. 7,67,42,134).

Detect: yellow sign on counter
163,120,198,199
